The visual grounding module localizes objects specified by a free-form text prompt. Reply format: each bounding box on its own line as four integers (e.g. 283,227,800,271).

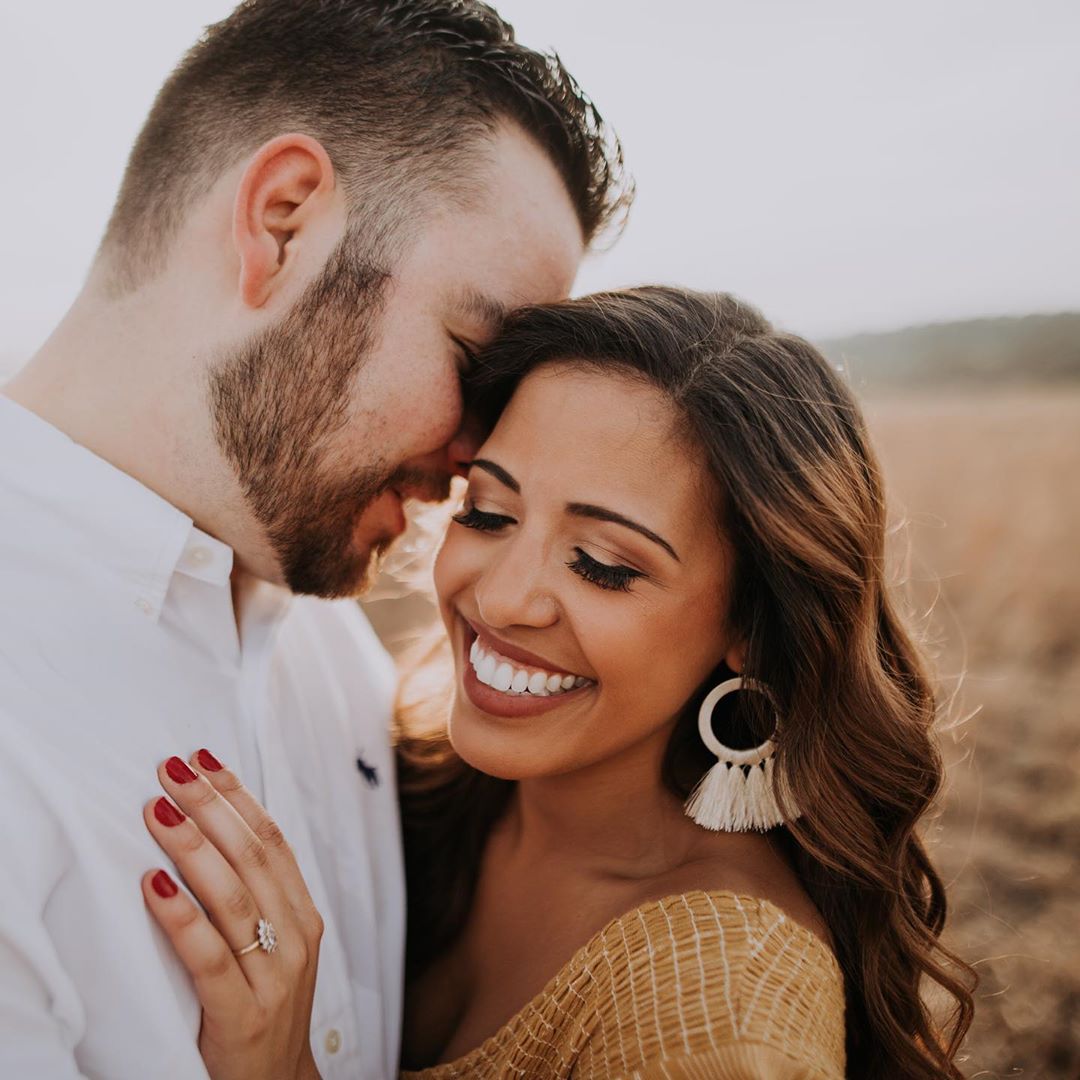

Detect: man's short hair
100,0,631,292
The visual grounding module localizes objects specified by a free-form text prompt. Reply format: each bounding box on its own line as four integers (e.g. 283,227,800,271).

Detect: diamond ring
233,918,278,957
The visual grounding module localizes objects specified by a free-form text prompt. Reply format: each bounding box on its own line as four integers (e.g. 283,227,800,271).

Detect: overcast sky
1,0,1077,362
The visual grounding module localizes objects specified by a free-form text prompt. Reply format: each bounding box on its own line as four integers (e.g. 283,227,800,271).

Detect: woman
139,288,975,1078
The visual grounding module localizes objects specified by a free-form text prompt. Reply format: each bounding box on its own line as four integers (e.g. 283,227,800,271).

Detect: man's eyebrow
451,288,508,336
566,503,681,563
469,458,520,493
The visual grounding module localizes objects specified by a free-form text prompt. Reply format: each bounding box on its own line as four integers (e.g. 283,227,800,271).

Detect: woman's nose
474,542,558,631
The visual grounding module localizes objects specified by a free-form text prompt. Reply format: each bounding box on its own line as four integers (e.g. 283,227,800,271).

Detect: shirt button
324,1029,342,1055
135,597,154,616
188,546,212,567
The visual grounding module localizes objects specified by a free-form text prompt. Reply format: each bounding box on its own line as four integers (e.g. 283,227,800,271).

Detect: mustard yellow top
402,891,846,1079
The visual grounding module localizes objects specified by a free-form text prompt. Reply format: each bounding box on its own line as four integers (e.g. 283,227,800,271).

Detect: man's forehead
448,129,584,313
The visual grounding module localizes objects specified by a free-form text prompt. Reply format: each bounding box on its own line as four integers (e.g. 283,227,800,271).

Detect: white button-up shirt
0,396,405,1079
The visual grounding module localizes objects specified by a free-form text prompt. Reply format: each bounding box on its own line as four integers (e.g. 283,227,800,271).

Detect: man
0,2,628,1077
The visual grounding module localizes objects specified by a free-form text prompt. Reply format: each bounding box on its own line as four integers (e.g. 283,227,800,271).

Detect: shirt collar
0,395,238,622
175,526,234,588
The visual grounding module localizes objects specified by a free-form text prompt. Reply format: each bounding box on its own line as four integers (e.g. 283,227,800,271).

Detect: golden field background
366,383,1080,1078
867,388,1079,1077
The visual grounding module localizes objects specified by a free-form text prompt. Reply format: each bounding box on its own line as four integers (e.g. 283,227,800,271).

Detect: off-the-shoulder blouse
402,890,846,1079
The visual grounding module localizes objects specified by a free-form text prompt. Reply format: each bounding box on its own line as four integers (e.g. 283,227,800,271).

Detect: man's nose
398,411,487,500
446,412,487,477
396,443,466,503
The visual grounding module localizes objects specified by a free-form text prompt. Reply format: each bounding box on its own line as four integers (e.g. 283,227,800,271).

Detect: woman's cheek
607,604,707,719
587,606,650,697
433,529,468,623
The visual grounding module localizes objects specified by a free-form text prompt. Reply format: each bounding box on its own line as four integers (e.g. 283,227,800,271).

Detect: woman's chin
444,625,603,777
446,706,557,782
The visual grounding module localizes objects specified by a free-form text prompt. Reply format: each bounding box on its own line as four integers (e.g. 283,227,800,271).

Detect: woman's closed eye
452,503,516,532
567,548,644,592
452,504,647,593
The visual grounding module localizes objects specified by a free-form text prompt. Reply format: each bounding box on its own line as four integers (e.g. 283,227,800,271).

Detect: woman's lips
461,616,585,676
459,622,593,720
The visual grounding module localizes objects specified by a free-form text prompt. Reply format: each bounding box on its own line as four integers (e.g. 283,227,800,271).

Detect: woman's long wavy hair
397,286,976,1078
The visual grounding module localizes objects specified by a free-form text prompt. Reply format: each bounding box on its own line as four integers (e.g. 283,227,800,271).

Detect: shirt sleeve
0,716,89,1079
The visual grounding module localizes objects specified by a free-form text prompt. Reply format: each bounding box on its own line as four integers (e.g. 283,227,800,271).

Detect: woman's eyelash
567,548,644,593
453,511,644,592
451,505,515,532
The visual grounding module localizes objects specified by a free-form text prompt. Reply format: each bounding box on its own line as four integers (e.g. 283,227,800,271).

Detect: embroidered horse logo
356,754,379,788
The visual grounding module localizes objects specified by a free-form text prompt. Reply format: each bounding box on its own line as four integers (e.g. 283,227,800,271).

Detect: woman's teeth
470,637,590,697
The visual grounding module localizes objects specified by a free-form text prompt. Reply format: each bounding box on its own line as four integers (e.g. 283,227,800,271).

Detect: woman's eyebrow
468,460,680,563
469,458,520,493
566,503,681,563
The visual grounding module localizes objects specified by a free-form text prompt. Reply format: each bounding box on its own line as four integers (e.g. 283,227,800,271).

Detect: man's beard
207,235,445,597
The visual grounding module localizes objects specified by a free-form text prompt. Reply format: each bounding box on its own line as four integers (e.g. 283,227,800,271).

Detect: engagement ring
233,918,278,957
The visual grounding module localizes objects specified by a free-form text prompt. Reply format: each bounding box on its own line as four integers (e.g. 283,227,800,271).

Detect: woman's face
434,364,742,781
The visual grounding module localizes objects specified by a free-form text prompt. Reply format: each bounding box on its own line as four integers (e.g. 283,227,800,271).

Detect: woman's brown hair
397,286,976,1078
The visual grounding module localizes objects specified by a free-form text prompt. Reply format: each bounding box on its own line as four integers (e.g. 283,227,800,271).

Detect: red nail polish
154,797,186,827
196,748,224,773
165,756,197,784
151,869,178,898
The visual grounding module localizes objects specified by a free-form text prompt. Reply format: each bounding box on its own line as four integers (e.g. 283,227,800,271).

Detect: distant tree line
6,312,1079,390
820,312,1080,389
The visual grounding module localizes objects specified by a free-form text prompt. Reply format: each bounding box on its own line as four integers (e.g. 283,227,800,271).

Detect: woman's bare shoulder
622,838,834,953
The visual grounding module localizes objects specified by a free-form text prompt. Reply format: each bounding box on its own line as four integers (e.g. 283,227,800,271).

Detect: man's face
210,125,583,597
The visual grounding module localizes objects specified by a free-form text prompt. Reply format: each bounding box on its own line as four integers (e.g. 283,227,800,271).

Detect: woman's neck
501,731,705,880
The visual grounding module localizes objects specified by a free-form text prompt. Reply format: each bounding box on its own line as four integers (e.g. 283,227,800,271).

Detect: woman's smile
458,618,596,720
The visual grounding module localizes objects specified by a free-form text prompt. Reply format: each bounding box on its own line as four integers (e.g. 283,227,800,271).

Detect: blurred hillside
820,312,1080,388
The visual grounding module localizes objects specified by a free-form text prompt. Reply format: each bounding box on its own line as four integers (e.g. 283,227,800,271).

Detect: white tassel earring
684,676,799,832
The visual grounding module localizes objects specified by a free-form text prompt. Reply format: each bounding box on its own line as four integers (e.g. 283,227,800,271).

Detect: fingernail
165,756,197,784
154,797,186,827
196,748,224,773
151,869,178,898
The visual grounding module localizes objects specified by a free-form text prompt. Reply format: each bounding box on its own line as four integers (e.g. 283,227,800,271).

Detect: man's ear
232,133,337,309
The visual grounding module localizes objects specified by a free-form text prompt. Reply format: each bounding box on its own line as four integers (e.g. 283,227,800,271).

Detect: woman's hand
141,750,324,1080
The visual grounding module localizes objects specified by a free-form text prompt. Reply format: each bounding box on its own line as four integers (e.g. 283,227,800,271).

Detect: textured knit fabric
402,890,846,1079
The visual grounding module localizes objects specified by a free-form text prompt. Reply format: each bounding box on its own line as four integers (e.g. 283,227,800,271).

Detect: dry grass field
365,385,1080,1078
866,388,1080,1078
